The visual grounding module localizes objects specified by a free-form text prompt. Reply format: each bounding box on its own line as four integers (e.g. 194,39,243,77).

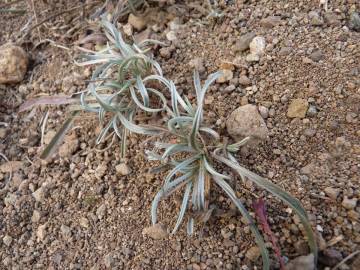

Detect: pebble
341,196,357,210
245,246,260,262
226,104,269,146
249,36,266,56
31,210,41,223
287,99,309,118
294,241,309,255
60,224,72,239
79,217,90,229
234,32,255,52
319,248,343,267
324,187,340,200
115,163,131,176
96,204,106,219
349,12,360,32
308,11,324,26
246,54,260,62
285,254,315,270
166,31,177,41
142,224,168,240
307,105,317,117
259,16,281,28
324,12,341,26
258,106,269,119
216,69,233,83
32,187,45,203
309,49,324,62
0,44,28,84
3,235,12,247
128,14,146,31
37,224,46,241
239,75,251,86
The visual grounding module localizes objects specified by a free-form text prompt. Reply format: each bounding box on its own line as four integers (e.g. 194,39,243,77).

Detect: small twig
40,110,49,146
21,1,100,39
332,250,360,270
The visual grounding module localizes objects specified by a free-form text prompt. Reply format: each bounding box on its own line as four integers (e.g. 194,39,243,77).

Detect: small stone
345,112,357,123
348,210,359,221
342,196,357,210
324,12,341,26
128,14,146,31
96,204,106,219
308,11,324,26
32,187,44,202
246,54,260,62
166,31,177,41
223,85,236,93
226,104,269,146
59,136,79,158
349,12,360,32
32,210,41,223
234,32,256,52
60,224,72,239
309,50,324,62
37,224,46,241
258,106,269,119
159,47,173,59
79,217,90,228
189,57,205,73
307,105,317,117
304,128,316,137
245,246,260,262
279,47,293,56
115,163,131,176
239,75,251,86
287,99,309,118
217,69,233,83
0,128,7,139
0,44,28,84
324,187,340,200
249,36,266,56
142,224,168,240
123,23,133,36
2,235,12,247
286,254,315,270
319,248,343,267
260,16,281,28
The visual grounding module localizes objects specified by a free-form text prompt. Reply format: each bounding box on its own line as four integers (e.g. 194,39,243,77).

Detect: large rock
349,12,360,32
0,44,28,84
226,104,269,146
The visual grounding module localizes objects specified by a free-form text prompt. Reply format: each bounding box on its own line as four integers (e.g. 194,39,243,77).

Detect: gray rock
308,11,324,26
60,224,72,239
342,196,357,210
260,16,282,28
96,204,106,220
0,44,28,84
309,49,324,62
234,32,256,52
285,254,315,270
142,224,168,240
249,36,266,56
307,105,317,117
324,12,341,26
239,75,251,86
2,235,12,247
349,12,360,32
258,106,269,119
324,187,340,200
226,104,269,146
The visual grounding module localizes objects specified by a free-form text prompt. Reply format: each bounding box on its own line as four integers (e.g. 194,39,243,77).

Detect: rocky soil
0,0,359,269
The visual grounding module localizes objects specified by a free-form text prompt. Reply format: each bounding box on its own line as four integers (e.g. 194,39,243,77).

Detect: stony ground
0,0,359,269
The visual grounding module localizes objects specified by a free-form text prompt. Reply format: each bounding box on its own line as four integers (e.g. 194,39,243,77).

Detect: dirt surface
0,0,359,269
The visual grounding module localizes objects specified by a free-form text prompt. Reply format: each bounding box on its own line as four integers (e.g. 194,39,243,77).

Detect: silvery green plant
146,71,318,270
21,19,317,270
